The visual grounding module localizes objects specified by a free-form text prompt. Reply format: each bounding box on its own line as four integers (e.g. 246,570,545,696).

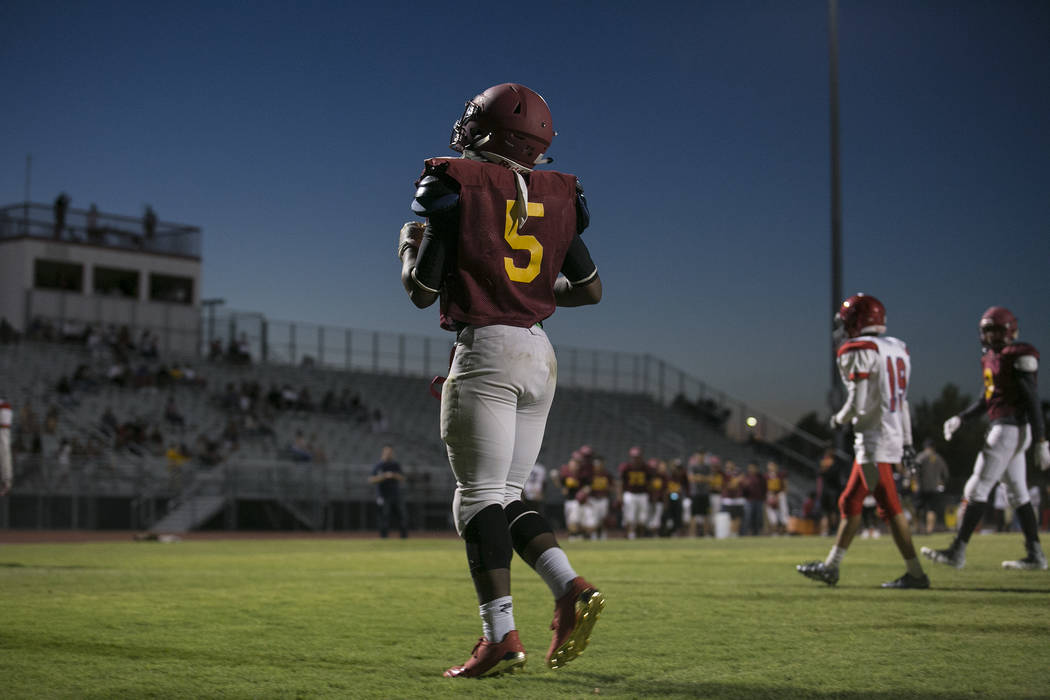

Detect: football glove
901,444,917,477
829,414,841,431
942,415,962,442
1037,440,1050,471
397,221,424,261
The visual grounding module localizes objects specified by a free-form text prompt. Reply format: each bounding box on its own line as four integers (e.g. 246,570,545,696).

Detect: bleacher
0,337,816,532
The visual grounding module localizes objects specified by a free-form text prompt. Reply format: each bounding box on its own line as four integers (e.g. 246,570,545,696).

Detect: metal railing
210,311,831,451
0,201,201,259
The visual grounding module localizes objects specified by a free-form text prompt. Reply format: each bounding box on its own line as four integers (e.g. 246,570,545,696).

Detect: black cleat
796,561,839,586
881,572,930,589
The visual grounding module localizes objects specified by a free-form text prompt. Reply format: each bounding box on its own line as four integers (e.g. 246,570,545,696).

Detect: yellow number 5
504,200,544,283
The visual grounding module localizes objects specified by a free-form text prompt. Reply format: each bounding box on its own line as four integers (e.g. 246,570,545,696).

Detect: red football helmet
835,293,886,339
449,83,554,169
979,306,1018,351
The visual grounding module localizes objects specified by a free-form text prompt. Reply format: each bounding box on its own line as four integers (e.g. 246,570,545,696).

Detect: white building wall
0,237,201,355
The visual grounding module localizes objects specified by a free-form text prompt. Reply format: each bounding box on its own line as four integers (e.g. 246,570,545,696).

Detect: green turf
2,533,1049,699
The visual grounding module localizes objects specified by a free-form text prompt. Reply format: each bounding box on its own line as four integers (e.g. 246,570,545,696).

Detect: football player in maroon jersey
398,83,605,677
923,306,1050,571
618,446,650,539
0,396,12,496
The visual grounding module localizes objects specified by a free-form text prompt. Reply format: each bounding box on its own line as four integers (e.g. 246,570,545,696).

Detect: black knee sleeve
463,504,512,575
504,500,554,557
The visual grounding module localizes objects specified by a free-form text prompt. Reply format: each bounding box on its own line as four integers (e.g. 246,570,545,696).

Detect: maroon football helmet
450,83,554,169
979,306,1018,351
835,293,886,339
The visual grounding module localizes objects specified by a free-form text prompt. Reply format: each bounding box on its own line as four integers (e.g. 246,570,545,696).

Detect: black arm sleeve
560,235,597,286
1017,372,1045,443
413,213,456,293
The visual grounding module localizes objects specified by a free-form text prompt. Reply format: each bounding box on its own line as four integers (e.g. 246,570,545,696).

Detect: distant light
745,416,758,428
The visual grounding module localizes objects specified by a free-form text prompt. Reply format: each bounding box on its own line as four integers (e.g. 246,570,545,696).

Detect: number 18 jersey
836,335,911,464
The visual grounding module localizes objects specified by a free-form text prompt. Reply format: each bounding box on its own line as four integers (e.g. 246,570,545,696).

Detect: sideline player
796,294,930,589
398,83,605,678
1,395,12,496
618,447,650,539
922,306,1050,570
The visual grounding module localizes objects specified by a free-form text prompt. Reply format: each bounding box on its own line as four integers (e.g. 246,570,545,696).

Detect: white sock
534,547,578,599
905,557,924,578
479,596,515,642
825,545,847,569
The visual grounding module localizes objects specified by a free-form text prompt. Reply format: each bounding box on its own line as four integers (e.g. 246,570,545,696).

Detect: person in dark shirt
369,445,408,539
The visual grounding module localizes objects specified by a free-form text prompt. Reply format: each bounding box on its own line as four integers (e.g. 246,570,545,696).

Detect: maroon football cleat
443,631,527,678
546,577,606,669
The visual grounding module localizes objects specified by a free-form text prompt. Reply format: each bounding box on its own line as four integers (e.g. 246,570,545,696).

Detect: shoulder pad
1015,354,1039,373
1003,342,1039,359
411,169,460,217
575,178,590,234
836,339,879,357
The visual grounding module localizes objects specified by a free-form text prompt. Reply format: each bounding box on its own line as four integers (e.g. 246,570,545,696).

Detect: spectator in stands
209,339,223,361
100,406,118,436
298,387,314,412
370,408,388,433
288,430,312,462
321,389,337,413
53,192,70,239
0,317,19,344
742,461,767,536
165,442,189,490
86,203,102,243
307,433,327,464
369,445,408,538
143,205,157,241
164,396,185,428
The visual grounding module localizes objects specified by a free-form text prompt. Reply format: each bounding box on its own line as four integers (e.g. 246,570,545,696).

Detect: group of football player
797,296,1049,590
545,444,791,540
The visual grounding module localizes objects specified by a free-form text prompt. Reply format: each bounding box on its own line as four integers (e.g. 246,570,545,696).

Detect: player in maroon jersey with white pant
0,396,12,496
923,306,1050,571
398,83,605,678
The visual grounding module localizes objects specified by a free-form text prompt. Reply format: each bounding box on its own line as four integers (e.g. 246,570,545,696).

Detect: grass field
2,532,1050,699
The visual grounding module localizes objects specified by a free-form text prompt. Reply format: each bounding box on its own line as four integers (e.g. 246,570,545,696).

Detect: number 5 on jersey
504,200,544,283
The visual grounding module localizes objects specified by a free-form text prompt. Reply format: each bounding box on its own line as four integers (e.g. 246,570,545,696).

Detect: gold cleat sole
547,588,606,669
479,652,527,677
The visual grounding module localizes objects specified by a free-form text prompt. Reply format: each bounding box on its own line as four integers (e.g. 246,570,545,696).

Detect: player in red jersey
0,396,12,496
398,83,605,677
797,294,929,588
923,306,1050,571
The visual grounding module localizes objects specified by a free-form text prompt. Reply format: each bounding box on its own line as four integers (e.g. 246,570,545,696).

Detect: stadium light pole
828,0,845,416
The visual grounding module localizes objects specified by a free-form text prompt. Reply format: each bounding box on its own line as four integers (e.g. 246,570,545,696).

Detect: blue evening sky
2,0,1048,422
